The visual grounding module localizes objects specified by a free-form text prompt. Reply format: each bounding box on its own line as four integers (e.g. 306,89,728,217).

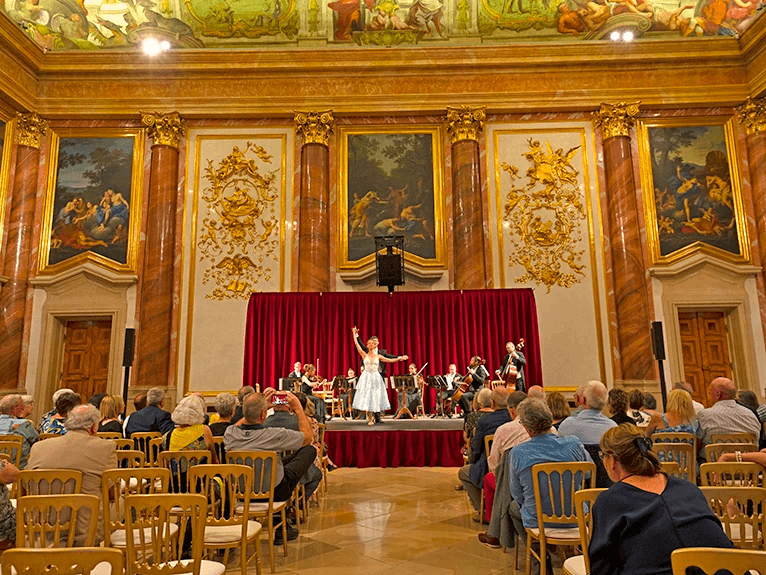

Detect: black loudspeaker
650,321,665,361
377,253,404,287
123,328,136,367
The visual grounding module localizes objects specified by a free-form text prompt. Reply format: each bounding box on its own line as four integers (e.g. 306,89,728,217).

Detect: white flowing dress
352,355,391,413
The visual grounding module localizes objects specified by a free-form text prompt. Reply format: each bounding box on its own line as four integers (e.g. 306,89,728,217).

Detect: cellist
451,356,488,416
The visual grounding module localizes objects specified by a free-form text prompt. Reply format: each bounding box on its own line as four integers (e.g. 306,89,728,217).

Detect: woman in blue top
589,424,731,575
644,388,700,437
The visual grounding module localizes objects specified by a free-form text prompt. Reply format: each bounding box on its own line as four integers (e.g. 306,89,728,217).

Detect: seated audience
589,424,732,575
546,392,570,429
0,457,18,550
27,404,117,546
210,393,237,436
41,391,81,435
718,446,766,465
627,389,651,426
224,389,317,543
645,388,699,438
463,388,493,450
0,394,39,468
642,392,660,419
125,387,174,437
608,389,633,425
458,387,511,521
19,395,35,420
527,385,545,399
161,395,218,463
87,394,107,409
558,381,617,444
697,377,761,448
568,385,586,418
510,398,592,572
98,395,124,436
736,389,765,448
38,388,74,431
231,386,255,424
122,392,146,435
673,381,704,413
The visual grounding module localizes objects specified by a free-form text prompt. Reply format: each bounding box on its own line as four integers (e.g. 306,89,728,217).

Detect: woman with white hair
161,394,218,464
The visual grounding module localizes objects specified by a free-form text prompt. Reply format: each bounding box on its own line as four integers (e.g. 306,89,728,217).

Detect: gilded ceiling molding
15,112,48,149
294,110,335,146
445,105,486,144
593,102,640,140
140,111,187,149
736,98,766,136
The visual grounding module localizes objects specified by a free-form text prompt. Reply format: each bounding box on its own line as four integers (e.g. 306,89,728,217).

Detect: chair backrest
652,432,695,445
16,494,99,548
583,444,614,489
710,432,758,445
659,461,681,478
700,462,763,487
147,437,164,466
0,438,22,467
317,423,326,449
1,547,124,575
226,450,278,504
124,493,207,575
530,461,596,531
704,442,758,463
157,450,212,493
101,467,171,547
111,438,134,451
114,449,145,469
18,469,83,496
671,547,766,575
189,464,252,529
700,486,766,549
484,434,494,460
38,433,62,441
210,436,225,464
96,432,122,440
652,439,695,482
131,432,161,458
573,488,607,574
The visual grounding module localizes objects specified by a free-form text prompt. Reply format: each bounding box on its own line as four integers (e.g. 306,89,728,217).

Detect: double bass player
496,341,526,392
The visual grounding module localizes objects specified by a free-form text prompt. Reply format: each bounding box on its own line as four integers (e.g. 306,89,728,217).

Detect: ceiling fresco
1,0,762,51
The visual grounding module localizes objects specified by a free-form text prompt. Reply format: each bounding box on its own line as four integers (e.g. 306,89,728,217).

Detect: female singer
351,326,407,425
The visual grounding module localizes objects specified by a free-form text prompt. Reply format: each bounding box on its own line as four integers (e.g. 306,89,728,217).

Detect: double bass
500,339,525,387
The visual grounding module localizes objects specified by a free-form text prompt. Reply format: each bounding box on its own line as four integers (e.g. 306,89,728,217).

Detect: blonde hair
99,395,124,420
665,389,696,424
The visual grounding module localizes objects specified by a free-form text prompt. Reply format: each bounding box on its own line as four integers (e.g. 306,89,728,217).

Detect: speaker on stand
374,235,405,294
121,329,135,419
650,321,668,411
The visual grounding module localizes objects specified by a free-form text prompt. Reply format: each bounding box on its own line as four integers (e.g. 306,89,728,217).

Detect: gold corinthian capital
736,98,766,137
294,111,335,146
445,105,486,144
593,102,640,140
141,111,187,149
15,112,48,149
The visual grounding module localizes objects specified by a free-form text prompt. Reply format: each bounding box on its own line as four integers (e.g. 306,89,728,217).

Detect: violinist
496,341,526,392
300,364,329,422
453,356,489,417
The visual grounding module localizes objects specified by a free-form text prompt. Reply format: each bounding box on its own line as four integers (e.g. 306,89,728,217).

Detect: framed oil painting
39,129,144,274
637,117,750,266
337,125,446,271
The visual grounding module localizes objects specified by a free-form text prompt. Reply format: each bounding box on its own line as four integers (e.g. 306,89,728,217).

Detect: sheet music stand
331,376,350,419
392,375,416,419
428,375,449,417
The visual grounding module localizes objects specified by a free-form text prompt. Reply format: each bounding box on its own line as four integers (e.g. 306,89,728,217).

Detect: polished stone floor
240,466,559,575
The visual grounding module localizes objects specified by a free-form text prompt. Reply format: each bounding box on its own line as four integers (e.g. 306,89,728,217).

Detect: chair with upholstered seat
189,463,262,575
2,547,124,575
700,486,766,549
700,462,763,487
17,469,82,496
157,450,212,494
525,461,596,575
16,494,99,548
670,547,766,575
561,488,607,575
704,442,758,464
226,450,288,574
124,493,225,575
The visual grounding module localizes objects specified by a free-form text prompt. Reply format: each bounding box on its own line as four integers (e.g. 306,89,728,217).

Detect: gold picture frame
637,116,750,266
337,124,447,271
38,128,145,275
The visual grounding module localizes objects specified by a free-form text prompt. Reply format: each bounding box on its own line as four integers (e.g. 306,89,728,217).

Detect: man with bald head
697,377,761,447
527,386,545,399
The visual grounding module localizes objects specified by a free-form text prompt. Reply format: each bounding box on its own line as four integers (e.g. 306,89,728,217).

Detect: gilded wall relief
198,142,280,299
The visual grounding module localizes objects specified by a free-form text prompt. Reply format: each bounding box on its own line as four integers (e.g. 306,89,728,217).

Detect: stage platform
325,417,464,468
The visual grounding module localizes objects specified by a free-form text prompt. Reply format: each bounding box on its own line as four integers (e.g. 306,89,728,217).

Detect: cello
450,358,486,406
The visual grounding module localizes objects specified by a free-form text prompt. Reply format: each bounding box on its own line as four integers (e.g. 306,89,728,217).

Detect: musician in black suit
455,356,488,416
496,341,526,392
355,334,408,423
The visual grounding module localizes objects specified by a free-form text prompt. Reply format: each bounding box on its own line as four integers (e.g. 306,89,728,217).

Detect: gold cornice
294,110,334,146
593,102,640,139
15,112,47,148
0,13,45,70
445,105,486,143
141,111,186,148
736,97,766,135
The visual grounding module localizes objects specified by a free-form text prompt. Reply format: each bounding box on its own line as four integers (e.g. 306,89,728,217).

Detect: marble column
594,102,653,382
136,112,185,388
0,113,47,389
447,105,487,290
295,111,333,292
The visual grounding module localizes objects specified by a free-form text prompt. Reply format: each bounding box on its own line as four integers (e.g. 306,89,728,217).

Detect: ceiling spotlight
622,30,634,42
142,38,161,55
160,40,170,51
610,31,621,41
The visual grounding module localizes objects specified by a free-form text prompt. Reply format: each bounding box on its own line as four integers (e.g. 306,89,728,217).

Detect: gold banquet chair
0,437,23,468
671,547,766,575
96,432,123,440
115,449,145,469
526,461,596,575
16,494,100,548
17,469,82,496
561,488,607,575
124,493,225,575
478,434,494,526
704,442,758,464
189,464,263,575
2,547,124,575
710,432,758,445
700,462,763,487
652,435,695,482
157,449,212,494
131,432,161,463
700,486,766,549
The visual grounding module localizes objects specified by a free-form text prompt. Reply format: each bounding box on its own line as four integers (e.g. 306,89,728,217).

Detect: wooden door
61,320,112,400
678,311,733,408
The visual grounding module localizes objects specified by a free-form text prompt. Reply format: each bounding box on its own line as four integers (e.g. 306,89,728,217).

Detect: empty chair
157,450,212,494
671,547,766,575
131,432,161,461
96,432,122,440
111,438,134,451
2,547,124,575
17,469,82,496
16,494,99,548
700,486,766,549
711,432,758,445
114,449,145,469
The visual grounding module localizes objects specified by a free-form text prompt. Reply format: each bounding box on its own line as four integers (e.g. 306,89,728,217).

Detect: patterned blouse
0,460,15,542
41,416,67,435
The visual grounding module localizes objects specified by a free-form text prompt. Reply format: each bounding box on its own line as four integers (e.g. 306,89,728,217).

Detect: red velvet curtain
326,429,465,467
243,289,542,396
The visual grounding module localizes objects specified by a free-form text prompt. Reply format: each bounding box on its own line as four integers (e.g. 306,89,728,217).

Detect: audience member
697,378,761,447
38,388,74,431
122,392,147,435
224,389,317,544
642,392,659,419
558,381,616,444
41,391,81,435
231,386,255,424
527,386,545,399
27,404,117,546
737,390,766,448
458,387,511,521
589,424,732,575
510,398,592,573
718,446,766,466
98,395,124,436
463,388,493,449
627,389,650,426
0,394,38,467
569,385,586,418
608,389,633,425
546,392,570,429
161,395,218,463
486,391,532,475
0,456,18,550
124,387,174,437
87,394,107,409
672,381,705,413
19,395,35,420
645,388,699,438
210,393,237,436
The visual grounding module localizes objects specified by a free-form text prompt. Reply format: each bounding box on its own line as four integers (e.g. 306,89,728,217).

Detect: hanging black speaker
650,321,665,361
377,254,404,287
123,328,136,367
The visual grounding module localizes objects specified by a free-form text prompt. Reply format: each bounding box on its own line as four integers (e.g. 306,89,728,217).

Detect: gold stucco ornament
294,110,335,146
736,98,766,136
445,105,486,143
141,111,187,149
593,102,640,140
16,112,48,149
